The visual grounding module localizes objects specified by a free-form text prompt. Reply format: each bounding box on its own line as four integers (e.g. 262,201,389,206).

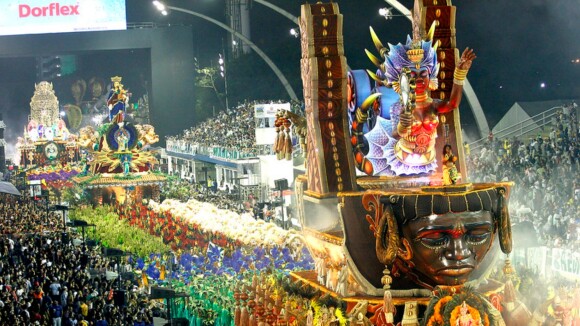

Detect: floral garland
423,287,496,326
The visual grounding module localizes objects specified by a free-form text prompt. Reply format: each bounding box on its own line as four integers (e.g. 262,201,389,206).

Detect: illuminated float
12,81,84,197
16,81,80,168
72,76,165,205
278,1,530,324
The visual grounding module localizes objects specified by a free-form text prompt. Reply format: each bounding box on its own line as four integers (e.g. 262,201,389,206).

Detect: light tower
0,113,6,174
226,0,251,58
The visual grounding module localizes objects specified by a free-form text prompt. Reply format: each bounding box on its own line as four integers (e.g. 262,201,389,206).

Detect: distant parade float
12,81,82,196
16,81,80,168
72,76,165,205
270,1,530,325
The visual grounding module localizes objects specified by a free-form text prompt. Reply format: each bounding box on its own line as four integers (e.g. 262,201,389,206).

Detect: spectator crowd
166,101,278,159
467,102,580,248
0,195,161,325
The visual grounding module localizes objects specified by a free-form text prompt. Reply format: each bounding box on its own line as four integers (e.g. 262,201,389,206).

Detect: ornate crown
111,76,122,83
406,48,425,64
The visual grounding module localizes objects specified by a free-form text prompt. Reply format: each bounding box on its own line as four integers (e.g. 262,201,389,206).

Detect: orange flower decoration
427,296,452,326
449,303,487,326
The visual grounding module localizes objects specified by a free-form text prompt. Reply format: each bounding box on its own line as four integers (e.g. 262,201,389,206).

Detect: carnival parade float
16,81,80,169
12,81,85,198
72,76,165,205
272,1,532,324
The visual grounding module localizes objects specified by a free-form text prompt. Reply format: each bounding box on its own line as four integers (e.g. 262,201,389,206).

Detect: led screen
0,0,126,36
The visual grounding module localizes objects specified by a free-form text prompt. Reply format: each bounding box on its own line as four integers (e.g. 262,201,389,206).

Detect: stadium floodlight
379,7,394,20
153,1,166,12
218,53,228,109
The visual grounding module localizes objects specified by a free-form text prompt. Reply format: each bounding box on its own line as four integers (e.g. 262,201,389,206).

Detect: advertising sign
0,0,127,36
254,103,290,119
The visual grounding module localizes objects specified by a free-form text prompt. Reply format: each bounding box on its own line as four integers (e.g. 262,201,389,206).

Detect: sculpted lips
436,265,474,276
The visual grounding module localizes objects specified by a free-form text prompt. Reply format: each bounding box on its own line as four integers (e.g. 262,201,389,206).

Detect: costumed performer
442,144,459,185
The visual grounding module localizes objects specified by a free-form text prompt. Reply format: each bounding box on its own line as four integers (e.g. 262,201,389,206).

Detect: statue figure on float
107,76,129,122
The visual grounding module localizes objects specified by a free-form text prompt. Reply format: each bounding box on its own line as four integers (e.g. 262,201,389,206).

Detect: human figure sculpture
442,144,459,185
27,120,37,141
78,126,98,150
404,209,492,286
316,257,327,285
391,47,475,170
123,156,131,175
326,267,335,291
455,301,478,326
356,16,475,176
138,125,159,148
335,264,349,297
56,119,69,140
117,129,129,152
107,76,129,121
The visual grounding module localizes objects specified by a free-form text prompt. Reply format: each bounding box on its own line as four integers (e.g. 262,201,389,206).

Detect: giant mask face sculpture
401,210,494,286
370,185,511,290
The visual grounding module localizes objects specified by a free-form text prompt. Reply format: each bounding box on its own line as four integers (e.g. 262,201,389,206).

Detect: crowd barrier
166,141,257,160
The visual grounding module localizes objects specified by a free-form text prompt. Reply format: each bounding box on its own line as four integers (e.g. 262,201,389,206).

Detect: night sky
138,0,579,138
0,0,578,152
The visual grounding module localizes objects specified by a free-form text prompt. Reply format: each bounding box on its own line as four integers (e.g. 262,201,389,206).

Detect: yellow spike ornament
365,49,383,68
369,26,386,57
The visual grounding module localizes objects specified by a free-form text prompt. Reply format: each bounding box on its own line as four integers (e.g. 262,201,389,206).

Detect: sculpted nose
445,238,471,261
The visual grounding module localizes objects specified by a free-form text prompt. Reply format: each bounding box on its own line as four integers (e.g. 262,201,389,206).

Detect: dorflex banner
0,0,126,36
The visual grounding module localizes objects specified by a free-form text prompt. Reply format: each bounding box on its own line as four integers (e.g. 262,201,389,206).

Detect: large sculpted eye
420,70,429,78
417,232,448,249
465,227,491,245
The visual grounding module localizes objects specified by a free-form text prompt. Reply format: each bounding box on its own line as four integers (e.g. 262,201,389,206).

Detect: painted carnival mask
373,185,511,289
401,210,494,286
